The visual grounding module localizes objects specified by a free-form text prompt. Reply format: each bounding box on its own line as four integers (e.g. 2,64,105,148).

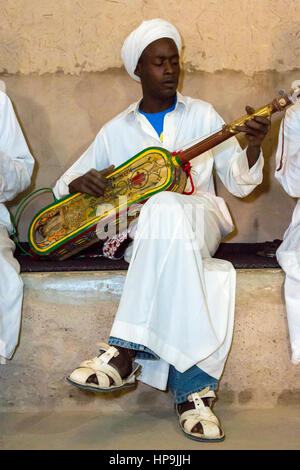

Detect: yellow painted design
29,147,174,254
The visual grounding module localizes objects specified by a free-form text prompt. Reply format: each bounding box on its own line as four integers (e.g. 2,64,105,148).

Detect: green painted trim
29,147,175,255
174,154,182,166
111,146,170,172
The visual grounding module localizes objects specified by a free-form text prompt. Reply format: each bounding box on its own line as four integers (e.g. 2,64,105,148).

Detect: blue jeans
108,336,218,404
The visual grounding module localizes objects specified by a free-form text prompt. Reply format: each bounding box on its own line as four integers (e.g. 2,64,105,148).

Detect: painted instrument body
28,85,300,260
29,147,187,259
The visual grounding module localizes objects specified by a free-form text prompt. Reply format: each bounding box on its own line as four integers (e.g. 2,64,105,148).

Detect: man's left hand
235,105,270,147
235,105,271,168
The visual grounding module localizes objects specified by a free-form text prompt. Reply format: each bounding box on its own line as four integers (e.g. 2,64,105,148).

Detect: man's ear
134,60,142,78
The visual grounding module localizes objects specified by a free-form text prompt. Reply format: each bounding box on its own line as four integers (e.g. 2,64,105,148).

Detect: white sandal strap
70,343,139,389
180,413,220,438
97,343,119,361
179,392,222,439
81,355,123,386
70,367,98,385
179,407,219,427
94,362,123,387
74,343,132,388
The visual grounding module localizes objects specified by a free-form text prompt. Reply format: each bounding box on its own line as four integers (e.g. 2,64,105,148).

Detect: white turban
121,19,182,82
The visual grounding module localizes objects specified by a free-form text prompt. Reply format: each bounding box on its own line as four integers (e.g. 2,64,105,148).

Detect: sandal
66,343,141,393
176,390,225,442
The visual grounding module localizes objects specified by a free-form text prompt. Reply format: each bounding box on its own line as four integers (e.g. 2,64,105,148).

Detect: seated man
0,89,34,362
54,19,269,442
275,102,300,365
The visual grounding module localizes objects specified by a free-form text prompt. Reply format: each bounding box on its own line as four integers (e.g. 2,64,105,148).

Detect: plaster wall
1,0,299,75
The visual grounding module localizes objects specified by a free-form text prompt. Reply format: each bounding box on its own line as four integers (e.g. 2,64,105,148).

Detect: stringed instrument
28,84,300,260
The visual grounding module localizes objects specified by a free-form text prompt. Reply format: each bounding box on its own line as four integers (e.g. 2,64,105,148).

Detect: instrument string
174,126,224,153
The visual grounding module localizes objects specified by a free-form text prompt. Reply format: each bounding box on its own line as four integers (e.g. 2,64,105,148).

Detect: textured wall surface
1,0,300,75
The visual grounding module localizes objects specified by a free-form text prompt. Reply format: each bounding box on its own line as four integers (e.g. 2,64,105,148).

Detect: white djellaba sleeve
275,104,300,365
275,104,300,196
0,90,34,360
0,91,34,230
53,129,110,200
210,106,264,198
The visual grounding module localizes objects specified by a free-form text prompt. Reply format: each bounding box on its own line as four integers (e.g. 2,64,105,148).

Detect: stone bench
0,243,299,413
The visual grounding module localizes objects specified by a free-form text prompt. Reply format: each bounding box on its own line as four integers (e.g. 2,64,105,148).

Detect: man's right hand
68,165,115,197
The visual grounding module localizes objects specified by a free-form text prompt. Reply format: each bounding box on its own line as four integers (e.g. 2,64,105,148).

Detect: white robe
54,92,263,387
0,91,34,360
275,103,300,364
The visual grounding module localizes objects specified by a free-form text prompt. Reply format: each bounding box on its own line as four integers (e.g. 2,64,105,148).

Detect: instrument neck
175,89,298,166
176,127,233,165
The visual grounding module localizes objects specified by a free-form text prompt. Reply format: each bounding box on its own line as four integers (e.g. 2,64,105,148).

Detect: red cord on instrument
182,162,195,195
171,151,195,195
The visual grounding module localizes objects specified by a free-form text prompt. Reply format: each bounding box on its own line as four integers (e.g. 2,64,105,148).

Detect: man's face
134,38,180,100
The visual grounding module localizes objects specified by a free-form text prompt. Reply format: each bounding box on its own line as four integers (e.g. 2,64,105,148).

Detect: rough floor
0,407,299,450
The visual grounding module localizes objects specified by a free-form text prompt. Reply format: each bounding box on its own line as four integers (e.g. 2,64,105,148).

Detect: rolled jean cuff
168,364,219,404
108,336,159,360
173,383,218,404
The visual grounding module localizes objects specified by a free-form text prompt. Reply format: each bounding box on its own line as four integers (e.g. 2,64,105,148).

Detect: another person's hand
69,165,115,197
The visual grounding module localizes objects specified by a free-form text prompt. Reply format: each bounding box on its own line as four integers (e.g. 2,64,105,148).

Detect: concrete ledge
0,269,299,412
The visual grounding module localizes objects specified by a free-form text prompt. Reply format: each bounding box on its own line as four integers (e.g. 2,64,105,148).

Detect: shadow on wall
3,78,60,240
204,70,299,242
216,18,300,242
220,116,282,241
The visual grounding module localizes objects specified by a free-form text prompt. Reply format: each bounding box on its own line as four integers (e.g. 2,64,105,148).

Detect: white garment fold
110,191,236,389
0,226,23,359
275,103,300,364
54,93,264,202
54,92,263,384
0,90,34,359
0,91,34,232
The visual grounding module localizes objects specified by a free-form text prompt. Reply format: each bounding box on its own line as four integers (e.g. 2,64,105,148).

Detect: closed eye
153,60,179,67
